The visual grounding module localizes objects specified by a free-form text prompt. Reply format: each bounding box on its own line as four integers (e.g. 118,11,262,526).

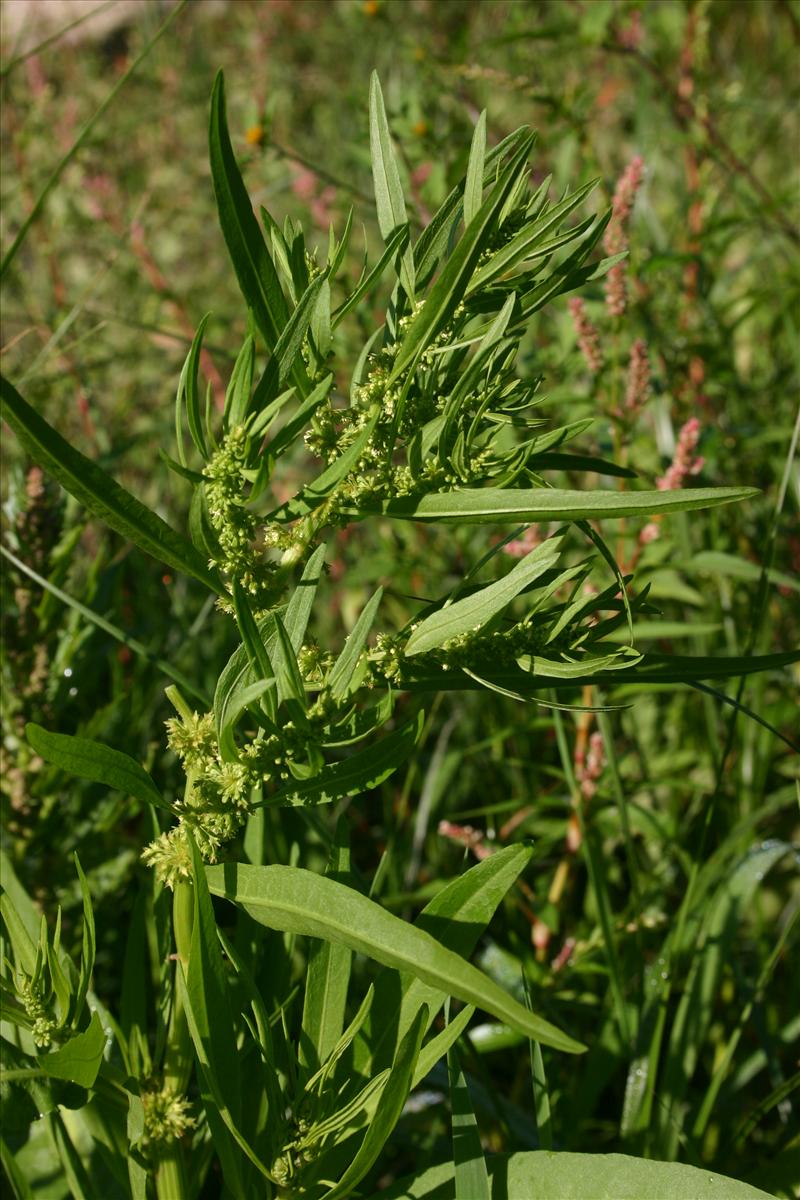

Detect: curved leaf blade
380,1151,774,1199
362,486,759,524
209,71,288,351
25,724,170,813
1,375,221,593
205,862,584,1053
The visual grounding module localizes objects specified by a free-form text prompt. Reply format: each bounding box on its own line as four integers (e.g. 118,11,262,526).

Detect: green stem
154,1142,190,1200
156,881,194,1200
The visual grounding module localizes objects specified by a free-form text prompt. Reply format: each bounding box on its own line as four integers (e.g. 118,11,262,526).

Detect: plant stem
155,881,194,1200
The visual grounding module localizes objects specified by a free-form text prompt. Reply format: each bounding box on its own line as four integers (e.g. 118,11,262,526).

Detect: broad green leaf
205,861,583,1052
369,72,415,298
300,819,353,1080
209,71,288,351
449,1044,491,1200
324,1005,428,1200
357,844,536,1074
389,135,535,384
362,485,759,524
464,111,487,226
380,1151,774,1199
406,536,562,656
1,375,222,593
25,724,169,813
263,712,424,808
328,586,383,700
37,1011,105,1089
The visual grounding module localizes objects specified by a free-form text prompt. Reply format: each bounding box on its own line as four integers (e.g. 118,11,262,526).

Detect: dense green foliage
1,3,798,1198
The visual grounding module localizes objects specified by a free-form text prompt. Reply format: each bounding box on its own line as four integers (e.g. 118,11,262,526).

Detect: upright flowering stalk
640,416,705,544
657,416,704,490
603,155,644,317
568,297,604,374
624,337,651,416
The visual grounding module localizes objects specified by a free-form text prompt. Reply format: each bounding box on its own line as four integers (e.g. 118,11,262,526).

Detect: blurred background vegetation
2,0,798,1195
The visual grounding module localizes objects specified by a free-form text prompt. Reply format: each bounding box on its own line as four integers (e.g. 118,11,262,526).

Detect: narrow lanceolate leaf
332,225,409,327
328,586,384,700
209,71,288,351
25,724,170,813
369,71,415,298
463,110,487,227
205,861,584,1053
360,485,759,524
176,313,211,462
263,712,424,808
357,844,535,1075
253,272,326,405
388,134,535,384
183,839,271,1181
1,376,222,593
449,1044,491,1200
284,542,327,652
405,536,562,657
324,1006,429,1200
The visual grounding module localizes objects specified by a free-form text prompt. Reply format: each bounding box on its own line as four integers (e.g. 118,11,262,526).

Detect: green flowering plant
0,71,786,1200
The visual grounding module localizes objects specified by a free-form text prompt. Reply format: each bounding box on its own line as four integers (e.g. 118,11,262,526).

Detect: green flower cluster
141,1085,196,1145
18,976,56,1048
203,425,278,609
142,710,254,887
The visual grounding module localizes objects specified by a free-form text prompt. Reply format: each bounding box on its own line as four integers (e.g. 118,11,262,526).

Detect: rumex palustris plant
1,71,785,1200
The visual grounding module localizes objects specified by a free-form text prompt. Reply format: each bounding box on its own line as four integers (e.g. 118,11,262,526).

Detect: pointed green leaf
25,724,170,812
380,1152,775,1199
363,485,759,524
205,861,584,1052
324,1005,428,1200
1,375,222,592
369,72,415,299
209,71,288,351
449,1044,491,1200
406,537,562,656
37,1011,105,1088
328,586,383,700
463,111,487,227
